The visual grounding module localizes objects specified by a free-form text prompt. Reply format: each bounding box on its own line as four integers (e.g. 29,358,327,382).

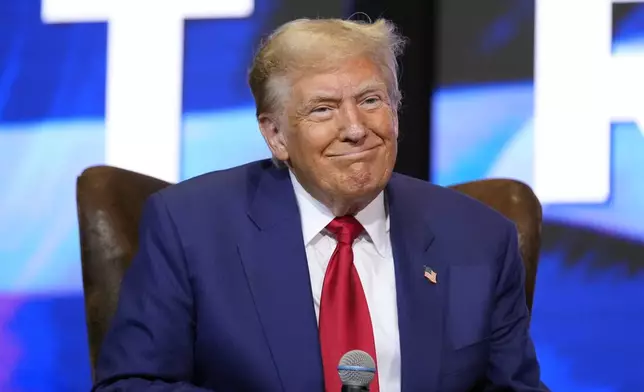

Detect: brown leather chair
76,165,542,379
76,166,171,379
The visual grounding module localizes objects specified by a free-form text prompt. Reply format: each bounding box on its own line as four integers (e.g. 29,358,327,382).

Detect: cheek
288,126,315,150
300,126,338,154
380,126,398,150
370,113,397,139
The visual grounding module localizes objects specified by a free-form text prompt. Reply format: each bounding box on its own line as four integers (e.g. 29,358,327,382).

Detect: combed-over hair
248,18,406,117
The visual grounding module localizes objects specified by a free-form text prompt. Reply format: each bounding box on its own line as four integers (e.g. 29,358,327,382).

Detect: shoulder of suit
150,166,514,234
152,159,271,210
390,173,515,233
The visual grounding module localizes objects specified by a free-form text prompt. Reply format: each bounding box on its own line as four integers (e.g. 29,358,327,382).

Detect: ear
258,113,289,162
392,110,400,138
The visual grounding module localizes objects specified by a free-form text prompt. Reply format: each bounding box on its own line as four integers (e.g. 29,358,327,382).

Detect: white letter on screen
41,1,254,183
534,0,644,204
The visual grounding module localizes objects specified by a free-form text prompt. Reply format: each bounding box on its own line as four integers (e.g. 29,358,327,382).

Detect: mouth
328,145,381,159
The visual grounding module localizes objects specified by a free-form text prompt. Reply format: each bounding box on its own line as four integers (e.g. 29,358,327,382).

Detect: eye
312,106,331,113
362,96,382,107
308,106,334,120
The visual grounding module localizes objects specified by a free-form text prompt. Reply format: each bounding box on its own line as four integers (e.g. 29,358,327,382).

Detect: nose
338,102,367,143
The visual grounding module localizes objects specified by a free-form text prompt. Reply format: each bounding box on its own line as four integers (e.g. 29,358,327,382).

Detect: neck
287,169,382,217
321,191,379,217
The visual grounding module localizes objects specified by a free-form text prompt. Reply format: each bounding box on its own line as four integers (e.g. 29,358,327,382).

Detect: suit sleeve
92,193,211,392
484,223,547,391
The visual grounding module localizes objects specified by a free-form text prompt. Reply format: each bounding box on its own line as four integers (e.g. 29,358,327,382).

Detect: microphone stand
341,386,369,392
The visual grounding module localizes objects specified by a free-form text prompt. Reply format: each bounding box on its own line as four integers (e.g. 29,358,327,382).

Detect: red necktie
319,216,379,392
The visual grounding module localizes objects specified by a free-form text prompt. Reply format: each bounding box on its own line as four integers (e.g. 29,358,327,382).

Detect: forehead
291,57,387,99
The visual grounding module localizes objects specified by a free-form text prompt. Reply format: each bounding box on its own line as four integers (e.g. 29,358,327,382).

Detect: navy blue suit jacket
93,159,544,391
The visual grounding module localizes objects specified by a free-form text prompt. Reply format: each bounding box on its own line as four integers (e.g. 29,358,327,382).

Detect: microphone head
337,350,376,387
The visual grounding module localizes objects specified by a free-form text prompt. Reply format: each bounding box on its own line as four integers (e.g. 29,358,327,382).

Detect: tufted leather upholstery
76,166,542,378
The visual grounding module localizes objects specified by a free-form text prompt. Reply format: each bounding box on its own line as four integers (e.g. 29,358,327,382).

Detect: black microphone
337,350,376,392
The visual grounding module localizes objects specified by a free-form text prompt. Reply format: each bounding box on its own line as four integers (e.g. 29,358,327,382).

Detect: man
93,18,545,391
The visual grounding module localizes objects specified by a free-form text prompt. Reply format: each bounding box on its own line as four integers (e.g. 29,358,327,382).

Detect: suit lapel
238,166,323,391
387,175,446,391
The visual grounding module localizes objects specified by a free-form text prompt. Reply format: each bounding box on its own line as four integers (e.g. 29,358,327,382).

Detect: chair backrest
76,166,171,377
448,178,542,313
76,167,542,377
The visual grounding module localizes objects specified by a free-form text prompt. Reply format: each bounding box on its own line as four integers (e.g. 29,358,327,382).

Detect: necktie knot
326,216,364,245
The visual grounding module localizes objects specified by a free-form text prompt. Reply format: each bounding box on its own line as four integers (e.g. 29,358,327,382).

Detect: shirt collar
289,170,390,257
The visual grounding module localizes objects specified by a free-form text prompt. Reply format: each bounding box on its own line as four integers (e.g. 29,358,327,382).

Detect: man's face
260,56,398,209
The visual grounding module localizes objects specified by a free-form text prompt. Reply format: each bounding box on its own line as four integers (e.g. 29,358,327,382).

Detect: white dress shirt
289,171,401,392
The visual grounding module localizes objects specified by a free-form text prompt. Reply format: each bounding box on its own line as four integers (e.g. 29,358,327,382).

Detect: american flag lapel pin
423,266,437,284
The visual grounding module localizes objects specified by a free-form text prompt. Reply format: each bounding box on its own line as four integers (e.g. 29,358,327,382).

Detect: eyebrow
353,80,387,97
300,80,387,110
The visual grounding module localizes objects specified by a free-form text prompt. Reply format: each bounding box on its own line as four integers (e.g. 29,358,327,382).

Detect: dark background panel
436,0,534,85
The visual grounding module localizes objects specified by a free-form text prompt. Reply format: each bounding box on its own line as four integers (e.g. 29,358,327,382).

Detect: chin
337,168,389,197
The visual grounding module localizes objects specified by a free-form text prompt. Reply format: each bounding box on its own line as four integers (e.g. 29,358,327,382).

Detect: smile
329,146,381,158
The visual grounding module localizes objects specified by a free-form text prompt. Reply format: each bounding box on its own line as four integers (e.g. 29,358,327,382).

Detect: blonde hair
248,18,406,117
